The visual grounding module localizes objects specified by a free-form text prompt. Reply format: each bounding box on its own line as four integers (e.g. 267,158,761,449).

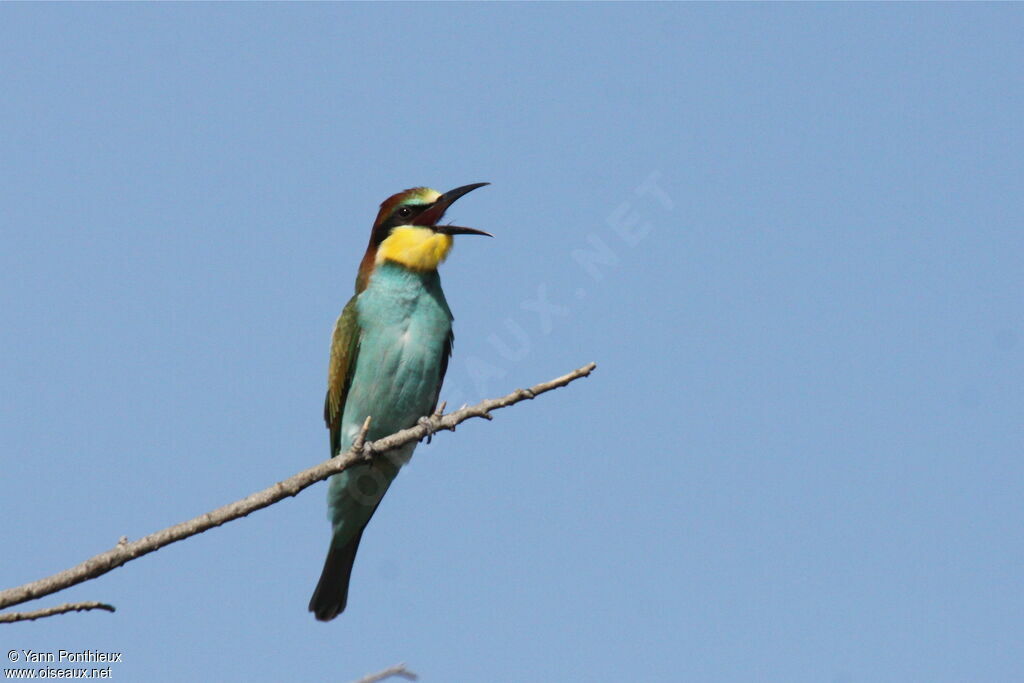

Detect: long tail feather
308,529,366,621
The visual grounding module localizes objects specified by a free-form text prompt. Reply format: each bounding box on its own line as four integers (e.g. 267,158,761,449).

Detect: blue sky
1,4,1022,682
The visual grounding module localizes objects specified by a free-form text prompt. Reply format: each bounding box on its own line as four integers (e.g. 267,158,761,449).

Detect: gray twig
352,662,419,683
0,601,115,623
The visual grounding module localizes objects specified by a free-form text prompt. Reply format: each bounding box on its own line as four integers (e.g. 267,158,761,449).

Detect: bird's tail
308,529,366,621
310,459,401,621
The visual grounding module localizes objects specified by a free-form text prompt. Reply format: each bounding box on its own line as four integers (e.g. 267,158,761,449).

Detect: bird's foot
418,415,437,444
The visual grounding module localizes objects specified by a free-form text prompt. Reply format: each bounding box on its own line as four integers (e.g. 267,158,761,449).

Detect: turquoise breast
341,262,452,448
326,262,452,530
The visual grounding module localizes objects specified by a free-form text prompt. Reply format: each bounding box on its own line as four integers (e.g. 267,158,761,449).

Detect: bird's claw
418,415,436,444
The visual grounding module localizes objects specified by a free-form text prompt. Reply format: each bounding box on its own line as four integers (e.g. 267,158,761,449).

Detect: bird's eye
397,206,414,219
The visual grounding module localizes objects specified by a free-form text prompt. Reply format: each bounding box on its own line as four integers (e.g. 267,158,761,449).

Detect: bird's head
357,183,491,290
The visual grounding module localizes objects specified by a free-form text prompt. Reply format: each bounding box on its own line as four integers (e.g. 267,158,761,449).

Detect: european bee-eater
309,182,491,621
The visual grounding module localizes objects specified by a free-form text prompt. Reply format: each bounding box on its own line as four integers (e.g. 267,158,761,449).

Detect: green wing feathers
432,330,453,414
324,297,361,456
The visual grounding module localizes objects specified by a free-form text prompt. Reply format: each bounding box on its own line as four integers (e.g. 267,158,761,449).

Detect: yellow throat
376,226,454,271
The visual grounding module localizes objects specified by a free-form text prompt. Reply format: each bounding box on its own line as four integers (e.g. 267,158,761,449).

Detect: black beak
414,182,490,229
435,224,494,237
438,182,489,208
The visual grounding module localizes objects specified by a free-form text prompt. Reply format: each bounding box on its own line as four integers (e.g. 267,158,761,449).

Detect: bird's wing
430,329,454,415
324,296,361,456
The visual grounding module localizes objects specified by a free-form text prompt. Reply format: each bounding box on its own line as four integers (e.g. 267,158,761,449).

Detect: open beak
435,224,494,237
414,182,491,234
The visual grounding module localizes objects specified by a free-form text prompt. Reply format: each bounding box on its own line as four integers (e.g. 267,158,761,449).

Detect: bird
309,182,491,621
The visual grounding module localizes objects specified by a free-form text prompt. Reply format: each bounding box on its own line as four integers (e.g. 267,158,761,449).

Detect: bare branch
352,662,419,683
0,601,116,624
352,415,373,454
0,362,596,619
